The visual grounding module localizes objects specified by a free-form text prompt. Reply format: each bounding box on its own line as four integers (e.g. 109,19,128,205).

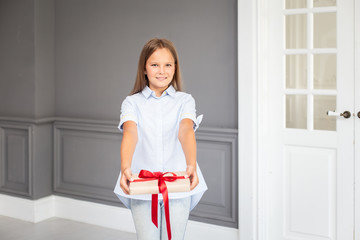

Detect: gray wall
0,0,55,118
34,0,55,118
55,0,237,128
0,0,36,118
0,0,238,228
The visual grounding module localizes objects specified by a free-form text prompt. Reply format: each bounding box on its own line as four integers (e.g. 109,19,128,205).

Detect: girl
114,38,207,240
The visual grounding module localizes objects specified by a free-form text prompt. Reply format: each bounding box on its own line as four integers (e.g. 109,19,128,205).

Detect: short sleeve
118,97,138,132
180,95,203,131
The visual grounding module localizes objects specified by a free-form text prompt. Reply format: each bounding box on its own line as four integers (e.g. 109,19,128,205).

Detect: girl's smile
145,48,175,97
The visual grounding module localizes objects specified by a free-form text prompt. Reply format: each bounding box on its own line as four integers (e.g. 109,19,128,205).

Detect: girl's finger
123,169,134,182
120,171,131,194
189,172,199,190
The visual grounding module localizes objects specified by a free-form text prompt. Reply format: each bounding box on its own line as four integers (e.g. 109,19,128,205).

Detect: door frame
237,0,266,239
238,0,290,239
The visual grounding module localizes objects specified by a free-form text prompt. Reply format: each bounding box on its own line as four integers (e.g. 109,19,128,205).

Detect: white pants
130,197,191,240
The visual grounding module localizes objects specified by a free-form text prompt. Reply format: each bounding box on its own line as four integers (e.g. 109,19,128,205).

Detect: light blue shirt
114,86,207,210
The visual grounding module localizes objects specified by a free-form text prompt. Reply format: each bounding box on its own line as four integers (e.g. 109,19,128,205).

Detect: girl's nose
159,66,165,74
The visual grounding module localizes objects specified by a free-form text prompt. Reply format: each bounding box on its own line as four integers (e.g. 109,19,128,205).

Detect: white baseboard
54,195,136,233
0,194,238,240
0,194,54,223
185,219,238,239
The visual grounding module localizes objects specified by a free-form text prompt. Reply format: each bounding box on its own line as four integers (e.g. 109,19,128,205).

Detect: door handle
358,111,360,118
327,110,351,119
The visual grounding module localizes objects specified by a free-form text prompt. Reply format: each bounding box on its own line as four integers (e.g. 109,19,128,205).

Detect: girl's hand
185,165,199,190
120,168,133,194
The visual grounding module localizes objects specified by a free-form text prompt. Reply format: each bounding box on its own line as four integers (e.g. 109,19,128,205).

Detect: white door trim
237,0,266,239
237,0,287,239
255,1,270,239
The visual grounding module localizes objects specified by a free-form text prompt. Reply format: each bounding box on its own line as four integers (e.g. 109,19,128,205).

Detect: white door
266,0,358,239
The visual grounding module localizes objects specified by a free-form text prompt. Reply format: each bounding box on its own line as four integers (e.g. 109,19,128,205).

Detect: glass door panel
314,12,337,48
286,54,307,89
286,0,307,9
314,95,336,130
286,14,307,49
286,95,307,129
285,2,337,131
313,0,336,7
313,54,336,89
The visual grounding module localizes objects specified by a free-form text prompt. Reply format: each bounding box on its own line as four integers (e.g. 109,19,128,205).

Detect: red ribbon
132,170,186,240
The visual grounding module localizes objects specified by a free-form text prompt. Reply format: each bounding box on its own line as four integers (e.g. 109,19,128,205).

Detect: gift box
128,170,191,240
129,171,190,195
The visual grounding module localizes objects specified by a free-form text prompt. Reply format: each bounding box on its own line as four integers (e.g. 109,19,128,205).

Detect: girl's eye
166,64,172,67
151,64,158,67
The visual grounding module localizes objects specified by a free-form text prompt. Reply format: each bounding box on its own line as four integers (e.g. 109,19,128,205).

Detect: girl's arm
120,121,138,194
178,118,199,190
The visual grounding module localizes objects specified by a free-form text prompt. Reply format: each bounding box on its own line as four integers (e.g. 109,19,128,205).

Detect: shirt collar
141,85,176,99
141,86,153,99
165,85,176,97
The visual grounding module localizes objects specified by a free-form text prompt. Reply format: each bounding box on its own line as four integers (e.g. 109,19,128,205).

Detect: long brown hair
130,38,183,95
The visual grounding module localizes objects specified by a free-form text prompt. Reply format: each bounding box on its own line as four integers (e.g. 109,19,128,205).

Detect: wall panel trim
53,120,122,204
0,116,238,227
0,122,33,197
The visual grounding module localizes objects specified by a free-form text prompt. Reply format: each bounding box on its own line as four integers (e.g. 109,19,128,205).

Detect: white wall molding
185,219,238,240
54,195,136,233
0,194,54,222
0,194,238,240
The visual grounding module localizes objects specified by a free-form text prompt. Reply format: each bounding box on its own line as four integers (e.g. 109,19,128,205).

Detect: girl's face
145,48,175,97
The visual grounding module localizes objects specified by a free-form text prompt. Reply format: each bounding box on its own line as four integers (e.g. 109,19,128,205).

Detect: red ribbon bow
133,170,186,240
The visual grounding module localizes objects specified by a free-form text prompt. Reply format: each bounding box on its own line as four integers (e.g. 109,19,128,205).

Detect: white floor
0,216,137,240
0,194,239,240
